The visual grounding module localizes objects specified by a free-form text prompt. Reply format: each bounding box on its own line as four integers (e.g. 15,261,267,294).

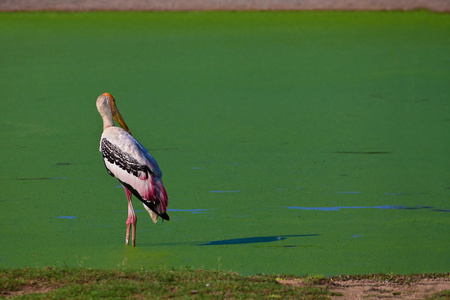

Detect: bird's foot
126,216,137,246
126,224,131,245
132,223,136,246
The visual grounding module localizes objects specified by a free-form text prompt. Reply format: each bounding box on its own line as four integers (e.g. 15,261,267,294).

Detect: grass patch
0,267,330,299
1,268,448,299
426,290,450,300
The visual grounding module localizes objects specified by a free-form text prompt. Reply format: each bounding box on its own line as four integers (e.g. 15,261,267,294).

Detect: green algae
0,11,449,276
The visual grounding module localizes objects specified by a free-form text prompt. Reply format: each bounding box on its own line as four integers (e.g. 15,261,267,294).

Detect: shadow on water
199,234,319,246
332,151,392,154
146,235,319,247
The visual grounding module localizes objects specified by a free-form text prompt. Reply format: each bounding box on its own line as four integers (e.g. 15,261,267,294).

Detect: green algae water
0,11,449,276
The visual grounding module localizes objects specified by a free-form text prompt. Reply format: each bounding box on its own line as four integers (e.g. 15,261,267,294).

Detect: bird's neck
102,114,114,130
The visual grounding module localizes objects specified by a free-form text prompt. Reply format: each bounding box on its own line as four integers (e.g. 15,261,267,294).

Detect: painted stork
96,93,169,246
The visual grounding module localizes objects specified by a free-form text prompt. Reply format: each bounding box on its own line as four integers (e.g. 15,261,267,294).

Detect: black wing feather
101,138,149,179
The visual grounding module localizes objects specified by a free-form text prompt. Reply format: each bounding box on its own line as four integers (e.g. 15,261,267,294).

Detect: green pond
0,11,449,276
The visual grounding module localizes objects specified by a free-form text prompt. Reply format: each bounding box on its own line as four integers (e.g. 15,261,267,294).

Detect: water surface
0,11,449,276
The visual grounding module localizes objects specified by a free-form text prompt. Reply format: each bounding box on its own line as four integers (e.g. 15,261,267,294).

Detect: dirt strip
0,0,449,12
279,277,450,300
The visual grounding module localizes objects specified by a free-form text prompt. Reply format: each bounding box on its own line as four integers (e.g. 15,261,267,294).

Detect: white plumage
96,93,169,246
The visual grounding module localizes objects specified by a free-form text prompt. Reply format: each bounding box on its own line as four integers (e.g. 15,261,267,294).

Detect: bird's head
98,93,132,135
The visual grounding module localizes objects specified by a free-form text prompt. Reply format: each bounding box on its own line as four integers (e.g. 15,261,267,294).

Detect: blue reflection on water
288,205,403,211
385,193,408,196
200,234,319,246
288,205,437,211
167,208,207,214
14,177,69,180
56,216,76,219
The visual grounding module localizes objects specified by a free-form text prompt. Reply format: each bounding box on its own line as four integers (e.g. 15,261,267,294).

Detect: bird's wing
100,127,169,220
101,137,156,200
100,127,155,197
133,136,163,179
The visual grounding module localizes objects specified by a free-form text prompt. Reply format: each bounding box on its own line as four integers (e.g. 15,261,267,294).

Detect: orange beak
103,93,132,136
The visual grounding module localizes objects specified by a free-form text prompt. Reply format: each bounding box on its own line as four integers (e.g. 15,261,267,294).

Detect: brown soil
0,0,449,12
2,274,449,299
279,277,450,299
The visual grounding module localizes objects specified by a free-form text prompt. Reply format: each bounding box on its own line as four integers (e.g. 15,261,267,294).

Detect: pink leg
124,187,137,246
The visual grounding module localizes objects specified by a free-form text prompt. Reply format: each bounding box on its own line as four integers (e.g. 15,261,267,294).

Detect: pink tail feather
155,179,168,213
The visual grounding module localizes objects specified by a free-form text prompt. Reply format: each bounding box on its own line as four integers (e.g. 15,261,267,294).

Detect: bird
96,92,169,246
